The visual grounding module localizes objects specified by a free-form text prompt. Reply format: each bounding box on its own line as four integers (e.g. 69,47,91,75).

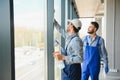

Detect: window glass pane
14,0,46,80
54,0,61,80
54,0,61,24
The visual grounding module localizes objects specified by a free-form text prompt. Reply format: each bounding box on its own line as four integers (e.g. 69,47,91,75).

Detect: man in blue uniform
53,19,83,80
82,22,109,80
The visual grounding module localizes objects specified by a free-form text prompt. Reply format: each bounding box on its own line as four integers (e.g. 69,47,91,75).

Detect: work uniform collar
70,33,78,39
88,35,98,42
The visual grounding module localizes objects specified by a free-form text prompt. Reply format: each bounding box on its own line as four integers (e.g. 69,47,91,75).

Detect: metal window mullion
70,0,73,19
67,0,70,19
10,0,15,80
61,0,65,49
46,0,54,80
0,0,14,80
72,6,75,19
65,0,70,27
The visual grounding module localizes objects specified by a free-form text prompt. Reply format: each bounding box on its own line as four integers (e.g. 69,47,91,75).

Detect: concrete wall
105,0,120,78
95,17,102,36
114,0,120,71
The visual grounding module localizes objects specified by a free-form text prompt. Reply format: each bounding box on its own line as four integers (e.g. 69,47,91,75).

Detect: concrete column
105,0,120,78
105,0,115,69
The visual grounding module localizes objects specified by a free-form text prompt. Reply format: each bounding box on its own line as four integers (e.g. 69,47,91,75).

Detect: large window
54,0,61,80
14,0,46,80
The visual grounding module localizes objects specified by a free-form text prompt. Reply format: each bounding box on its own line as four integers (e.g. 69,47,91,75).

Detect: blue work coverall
82,35,108,80
54,22,83,80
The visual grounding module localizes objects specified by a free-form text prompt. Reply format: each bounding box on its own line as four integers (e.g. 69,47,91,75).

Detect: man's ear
94,27,97,32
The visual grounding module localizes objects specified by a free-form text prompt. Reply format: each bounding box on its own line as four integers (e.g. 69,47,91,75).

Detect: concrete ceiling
75,0,104,18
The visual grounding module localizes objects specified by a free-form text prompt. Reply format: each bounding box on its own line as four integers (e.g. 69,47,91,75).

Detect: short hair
73,26,80,33
91,22,99,31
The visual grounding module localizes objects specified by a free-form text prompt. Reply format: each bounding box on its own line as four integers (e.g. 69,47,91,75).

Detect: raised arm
54,19,68,38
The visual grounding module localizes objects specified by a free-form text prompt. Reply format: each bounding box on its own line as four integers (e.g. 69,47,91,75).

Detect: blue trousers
62,64,81,80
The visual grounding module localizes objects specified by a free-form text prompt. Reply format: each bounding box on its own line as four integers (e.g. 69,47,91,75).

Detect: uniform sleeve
82,36,87,51
100,38,109,67
54,21,68,38
65,37,83,64
82,36,86,42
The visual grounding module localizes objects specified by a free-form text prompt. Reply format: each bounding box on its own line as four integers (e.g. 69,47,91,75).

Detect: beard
87,30,94,34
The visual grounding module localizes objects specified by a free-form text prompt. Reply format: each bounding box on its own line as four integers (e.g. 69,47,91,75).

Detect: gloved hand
104,66,109,74
53,19,57,24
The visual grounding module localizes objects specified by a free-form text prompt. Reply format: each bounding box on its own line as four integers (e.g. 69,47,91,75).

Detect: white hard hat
68,19,82,29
